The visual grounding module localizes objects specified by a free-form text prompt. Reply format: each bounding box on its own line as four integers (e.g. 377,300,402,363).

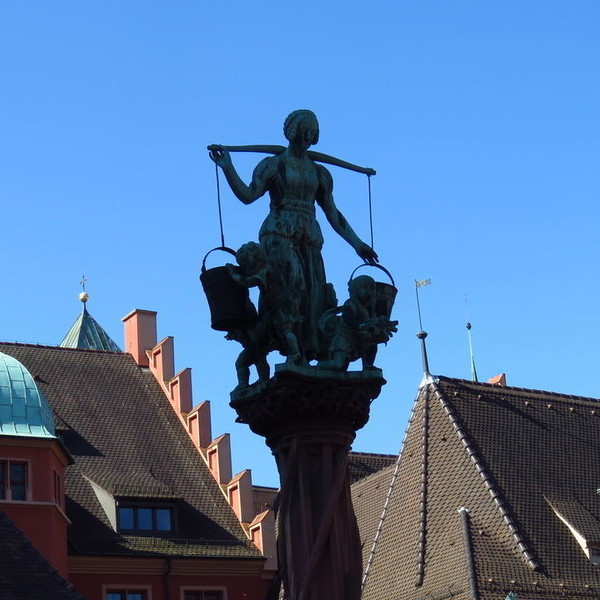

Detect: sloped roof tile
0,342,261,561
355,376,600,600
0,510,84,600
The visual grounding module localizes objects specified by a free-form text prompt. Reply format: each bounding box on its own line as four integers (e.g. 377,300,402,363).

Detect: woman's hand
208,145,232,169
356,242,379,265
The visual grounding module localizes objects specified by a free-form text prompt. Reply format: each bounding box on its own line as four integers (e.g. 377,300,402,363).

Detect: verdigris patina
207,111,397,600
318,275,397,371
209,109,378,367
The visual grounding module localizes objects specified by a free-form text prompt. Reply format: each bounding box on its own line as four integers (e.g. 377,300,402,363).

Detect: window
53,470,64,508
0,461,28,501
106,590,147,600
183,592,224,600
117,501,174,533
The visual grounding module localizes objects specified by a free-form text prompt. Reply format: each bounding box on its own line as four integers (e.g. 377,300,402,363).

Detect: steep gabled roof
0,510,83,600
0,342,261,561
355,376,600,600
60,305,121,352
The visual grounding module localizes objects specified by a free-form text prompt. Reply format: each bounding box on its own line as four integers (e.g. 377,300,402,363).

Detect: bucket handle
201,246,237,274
348,262,396,287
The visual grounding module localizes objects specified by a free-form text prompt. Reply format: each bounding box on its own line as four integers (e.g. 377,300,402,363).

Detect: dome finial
79,275,89,303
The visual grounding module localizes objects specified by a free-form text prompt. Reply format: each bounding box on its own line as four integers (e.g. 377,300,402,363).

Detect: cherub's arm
226,264,263,289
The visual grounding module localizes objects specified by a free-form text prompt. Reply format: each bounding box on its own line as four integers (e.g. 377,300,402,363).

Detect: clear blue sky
1,2,599,486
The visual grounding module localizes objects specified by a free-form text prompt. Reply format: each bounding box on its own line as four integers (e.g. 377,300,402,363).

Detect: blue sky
1,2,599,486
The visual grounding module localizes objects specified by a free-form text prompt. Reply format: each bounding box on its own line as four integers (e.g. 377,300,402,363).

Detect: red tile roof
0,342,262,560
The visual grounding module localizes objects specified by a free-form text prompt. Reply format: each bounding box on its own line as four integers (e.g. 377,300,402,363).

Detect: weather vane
79,276,89,303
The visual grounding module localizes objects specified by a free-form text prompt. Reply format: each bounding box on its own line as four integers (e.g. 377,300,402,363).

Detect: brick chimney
122,309,157,367
488,373,507,386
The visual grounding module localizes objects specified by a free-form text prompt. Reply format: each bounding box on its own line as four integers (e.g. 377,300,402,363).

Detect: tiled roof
253,485,278,517
60,305,121,352
0,510,84,600
347,450,397,484
355,376,600,600
0,342,261,561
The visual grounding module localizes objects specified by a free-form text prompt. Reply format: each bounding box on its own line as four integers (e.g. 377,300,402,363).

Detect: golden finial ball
79,292,89,303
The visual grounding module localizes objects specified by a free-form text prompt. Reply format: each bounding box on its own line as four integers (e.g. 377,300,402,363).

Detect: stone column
230,366,385,600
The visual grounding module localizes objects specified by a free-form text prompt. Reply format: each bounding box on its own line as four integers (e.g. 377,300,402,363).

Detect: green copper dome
0,352,55,438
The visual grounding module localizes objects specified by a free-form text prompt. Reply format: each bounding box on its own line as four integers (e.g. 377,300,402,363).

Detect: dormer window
0,460,28,501
545,496,600,565
589,544,600,566
117,500,175,533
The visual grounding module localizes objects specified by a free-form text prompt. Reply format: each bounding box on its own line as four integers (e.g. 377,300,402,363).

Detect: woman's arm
316,165,379,264
209,146,274,205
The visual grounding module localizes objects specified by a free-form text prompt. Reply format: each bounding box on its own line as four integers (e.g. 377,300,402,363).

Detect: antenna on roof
415,279,432,378
465,294,478,382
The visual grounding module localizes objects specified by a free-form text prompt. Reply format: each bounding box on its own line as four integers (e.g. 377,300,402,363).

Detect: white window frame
102,584,152,600
180,586,228,600
0,458,31,502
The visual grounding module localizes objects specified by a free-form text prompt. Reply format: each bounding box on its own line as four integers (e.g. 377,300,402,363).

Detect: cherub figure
226,242,302,390
318,275,398,371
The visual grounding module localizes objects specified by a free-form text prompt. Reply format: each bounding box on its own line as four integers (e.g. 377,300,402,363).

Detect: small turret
60,289,121,352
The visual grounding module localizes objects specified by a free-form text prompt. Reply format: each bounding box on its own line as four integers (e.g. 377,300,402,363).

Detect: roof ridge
0,341,124,355
415,383,430,586
437,375,600,404
349,450,397,459
361,385,425,594
431,381,542,572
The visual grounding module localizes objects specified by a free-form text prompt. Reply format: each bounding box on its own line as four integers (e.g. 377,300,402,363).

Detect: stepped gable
0,510,83,600
0,342,261,560
355,376,600,600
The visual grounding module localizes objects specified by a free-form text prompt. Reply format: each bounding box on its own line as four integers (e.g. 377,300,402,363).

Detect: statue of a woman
209,109,377,362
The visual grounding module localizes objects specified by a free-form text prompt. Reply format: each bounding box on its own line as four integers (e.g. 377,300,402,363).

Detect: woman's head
284,109,319,146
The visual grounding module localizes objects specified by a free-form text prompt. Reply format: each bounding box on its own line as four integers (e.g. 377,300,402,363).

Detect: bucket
200,247,257,331
348,263,398,319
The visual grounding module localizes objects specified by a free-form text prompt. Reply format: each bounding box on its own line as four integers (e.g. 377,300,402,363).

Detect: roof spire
464,294,478,382
60,281,121,352
415,279,433,385
466,322,478,382
417,330,432,380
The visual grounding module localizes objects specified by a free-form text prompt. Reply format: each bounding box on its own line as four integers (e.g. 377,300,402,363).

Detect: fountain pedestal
230,366,386,600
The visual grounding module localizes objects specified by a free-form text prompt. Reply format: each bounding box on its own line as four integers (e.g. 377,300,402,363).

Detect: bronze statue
209,112,396,600
209,110,378,364
318,275,397,371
